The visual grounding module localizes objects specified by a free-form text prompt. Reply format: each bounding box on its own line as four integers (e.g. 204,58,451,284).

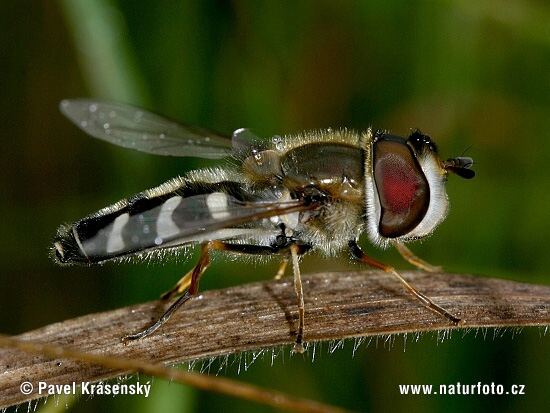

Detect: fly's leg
392,240,442,273
124,239,313,344
274,258,288,280
161,270,193,300
289,244,306,353
162,242,290,302
122,242,212,343
348,240,460,325
215,241,310,352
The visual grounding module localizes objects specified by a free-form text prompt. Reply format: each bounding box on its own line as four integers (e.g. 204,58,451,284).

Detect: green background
1,1,549,412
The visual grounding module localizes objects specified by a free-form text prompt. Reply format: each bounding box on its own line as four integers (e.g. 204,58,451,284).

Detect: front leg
348,240,459,325
392,240,442,272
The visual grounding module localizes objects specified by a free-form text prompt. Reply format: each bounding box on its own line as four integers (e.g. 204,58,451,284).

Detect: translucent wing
135,194,312,247
231,127,267,152
60,99,234,159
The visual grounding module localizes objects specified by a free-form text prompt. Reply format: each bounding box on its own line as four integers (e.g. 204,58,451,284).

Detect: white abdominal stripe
53,180,250,264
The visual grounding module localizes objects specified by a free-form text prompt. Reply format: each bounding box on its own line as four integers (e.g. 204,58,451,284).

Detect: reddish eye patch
373,138,430,238
376,154,418,213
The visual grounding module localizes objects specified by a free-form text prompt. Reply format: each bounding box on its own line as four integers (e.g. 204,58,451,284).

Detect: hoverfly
53,99,474,352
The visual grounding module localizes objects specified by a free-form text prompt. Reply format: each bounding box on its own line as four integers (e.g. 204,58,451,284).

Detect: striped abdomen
52,177,253,265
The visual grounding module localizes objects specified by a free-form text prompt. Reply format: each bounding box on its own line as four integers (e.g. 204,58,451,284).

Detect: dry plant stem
1,270,550,409
0,335,347,413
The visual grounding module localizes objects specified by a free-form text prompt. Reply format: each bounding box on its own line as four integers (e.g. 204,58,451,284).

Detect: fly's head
364,129,474,247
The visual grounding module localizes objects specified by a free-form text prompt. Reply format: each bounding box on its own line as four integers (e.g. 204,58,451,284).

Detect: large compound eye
373,136,430,238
